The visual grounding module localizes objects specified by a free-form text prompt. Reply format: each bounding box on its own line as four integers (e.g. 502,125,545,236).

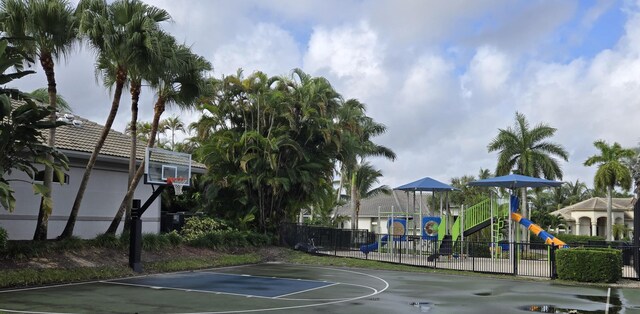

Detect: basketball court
0,263,387,313
1,263,640,313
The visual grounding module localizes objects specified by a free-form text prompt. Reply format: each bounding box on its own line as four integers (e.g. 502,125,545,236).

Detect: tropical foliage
61,0,171,239
449,169,494,208
488,112,569,240
0,37,68,213
1,0,78,240
345,162,391,229
584,140,635,241
187,70,391,232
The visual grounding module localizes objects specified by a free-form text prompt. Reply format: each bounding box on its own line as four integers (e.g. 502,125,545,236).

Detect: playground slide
511,212,568,248
360,235,389,254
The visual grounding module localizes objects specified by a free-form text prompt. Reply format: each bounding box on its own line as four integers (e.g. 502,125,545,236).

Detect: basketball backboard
144,147,192,186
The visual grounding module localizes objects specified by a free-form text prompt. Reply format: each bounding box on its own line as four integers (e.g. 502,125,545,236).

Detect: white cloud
461,46,512,99
304,22,387,99
9,0,636,191
213,23,301,76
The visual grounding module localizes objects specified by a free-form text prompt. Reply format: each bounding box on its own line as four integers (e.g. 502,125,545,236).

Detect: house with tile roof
333,191,455,234
1,102,205,240
551,197,634,238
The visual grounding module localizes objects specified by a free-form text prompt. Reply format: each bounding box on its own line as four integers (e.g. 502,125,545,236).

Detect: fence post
513,242,518,276
550,245,557,279
398,238,402,264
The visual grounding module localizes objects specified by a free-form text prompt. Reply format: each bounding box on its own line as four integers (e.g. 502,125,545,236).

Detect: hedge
556,248,622,283
554,234,605,245
0,227,6,252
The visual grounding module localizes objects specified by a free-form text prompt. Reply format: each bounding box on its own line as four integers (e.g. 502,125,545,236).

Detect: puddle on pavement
410,301,432,313
520,290,623,314
474,292,492,296
520,304,621,313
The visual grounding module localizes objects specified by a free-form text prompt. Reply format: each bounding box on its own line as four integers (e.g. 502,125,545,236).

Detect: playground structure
359,206,441,255
359,193,567,260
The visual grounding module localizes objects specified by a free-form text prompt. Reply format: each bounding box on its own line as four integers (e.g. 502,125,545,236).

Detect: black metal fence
282,223,640,280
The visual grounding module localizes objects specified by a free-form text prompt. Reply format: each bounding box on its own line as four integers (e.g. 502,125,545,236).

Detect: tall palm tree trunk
607,186,613,241
123,81,141,233
34,53,57,241
59,67,127,239
106,98,165,235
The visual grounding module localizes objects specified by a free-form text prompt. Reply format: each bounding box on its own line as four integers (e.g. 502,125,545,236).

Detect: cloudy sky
13,0,640,189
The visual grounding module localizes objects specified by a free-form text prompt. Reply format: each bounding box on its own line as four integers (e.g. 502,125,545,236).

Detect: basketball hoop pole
129,185,166,273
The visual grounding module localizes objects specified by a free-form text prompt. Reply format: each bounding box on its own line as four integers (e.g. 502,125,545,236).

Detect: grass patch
0,253,262,289
3,237,88,259
145,254,261,273
285,251,510,278
0,267,134,288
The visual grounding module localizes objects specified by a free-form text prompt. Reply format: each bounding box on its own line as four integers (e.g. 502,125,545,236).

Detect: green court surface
1,263,639,313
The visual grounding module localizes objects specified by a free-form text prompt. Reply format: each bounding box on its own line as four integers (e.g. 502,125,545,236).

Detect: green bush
119,230,130,247
245,232,271,246
142,233,171,251
93,233,122,249
181,217,229,241
57,236,86,250
0,227,7,252
554,234,605,245
164,230,183,245
557,248,622,283
187,230,269,249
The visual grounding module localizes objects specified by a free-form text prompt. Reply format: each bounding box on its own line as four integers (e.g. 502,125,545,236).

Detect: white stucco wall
1,158,160,240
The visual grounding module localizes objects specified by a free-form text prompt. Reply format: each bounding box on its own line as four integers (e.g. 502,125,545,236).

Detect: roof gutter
60,149,207,174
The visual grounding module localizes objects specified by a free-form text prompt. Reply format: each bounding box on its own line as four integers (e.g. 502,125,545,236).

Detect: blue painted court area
111,271,334,298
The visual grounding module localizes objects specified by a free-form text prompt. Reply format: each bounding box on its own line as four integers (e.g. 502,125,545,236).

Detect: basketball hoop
167,177,188,195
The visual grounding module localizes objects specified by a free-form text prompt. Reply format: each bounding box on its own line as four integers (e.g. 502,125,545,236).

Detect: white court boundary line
0,264,389,314
274,282,339,298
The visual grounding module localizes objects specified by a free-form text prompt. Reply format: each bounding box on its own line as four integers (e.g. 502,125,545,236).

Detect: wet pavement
0,263,639,313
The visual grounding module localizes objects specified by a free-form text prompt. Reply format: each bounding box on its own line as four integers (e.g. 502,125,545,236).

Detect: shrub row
554,234,606,245
556,248,622,283
188,230,271,249
0,227,7,252
3,236,87,259
181,217,229,241
0,253,262,289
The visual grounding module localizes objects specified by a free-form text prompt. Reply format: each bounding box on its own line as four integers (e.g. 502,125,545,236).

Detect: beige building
551,197,634,237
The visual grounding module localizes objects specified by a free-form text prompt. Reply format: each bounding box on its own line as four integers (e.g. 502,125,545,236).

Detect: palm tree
106,37,211,234
345,162,391,229
332,98,395,228
59,0,170,239
488,112,569,242
162,115,185,150
124,121,152,144
584,140,635,241
1,0,78,240
29,88,72,112
563,179,589,206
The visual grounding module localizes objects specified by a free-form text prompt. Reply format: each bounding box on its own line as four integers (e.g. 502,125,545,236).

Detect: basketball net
167,177,188,195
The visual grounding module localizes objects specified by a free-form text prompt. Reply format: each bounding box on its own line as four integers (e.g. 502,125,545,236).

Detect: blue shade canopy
395,177,459,192
467,174,563,189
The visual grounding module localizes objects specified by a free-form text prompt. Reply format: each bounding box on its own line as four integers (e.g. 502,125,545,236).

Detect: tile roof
11,99,205,169
335,191,438,217
551,197,634,221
